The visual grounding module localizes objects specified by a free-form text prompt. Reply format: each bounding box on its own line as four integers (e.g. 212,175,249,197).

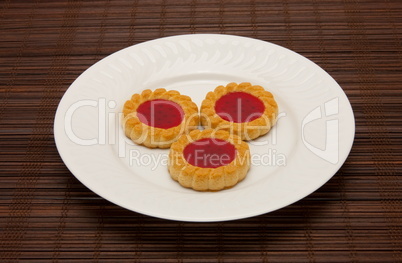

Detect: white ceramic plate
54,34,355,222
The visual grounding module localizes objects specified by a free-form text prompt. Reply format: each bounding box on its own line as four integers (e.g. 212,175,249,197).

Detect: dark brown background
1,0,401,262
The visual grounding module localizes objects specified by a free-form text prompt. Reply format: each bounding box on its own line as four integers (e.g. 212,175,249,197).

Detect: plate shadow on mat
76,180,338,241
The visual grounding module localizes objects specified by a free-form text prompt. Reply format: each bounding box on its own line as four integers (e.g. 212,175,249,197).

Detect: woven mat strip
344,0,402,261
0,0,38,121
0,1,83,261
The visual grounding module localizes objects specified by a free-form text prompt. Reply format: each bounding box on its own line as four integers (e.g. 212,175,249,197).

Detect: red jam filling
183,138,236,168
215,92,265,123
136,99,184,129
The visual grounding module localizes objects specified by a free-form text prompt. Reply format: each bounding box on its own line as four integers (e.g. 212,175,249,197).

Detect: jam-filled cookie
123,89,199,148
168,129,250,191
200,82,278,140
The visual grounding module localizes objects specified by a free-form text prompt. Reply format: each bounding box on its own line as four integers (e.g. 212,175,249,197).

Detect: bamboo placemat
0,0,401,262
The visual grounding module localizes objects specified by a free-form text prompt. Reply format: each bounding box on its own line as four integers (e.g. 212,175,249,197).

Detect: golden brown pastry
122,89,199,148
200,82,278,140
168,129,250,191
